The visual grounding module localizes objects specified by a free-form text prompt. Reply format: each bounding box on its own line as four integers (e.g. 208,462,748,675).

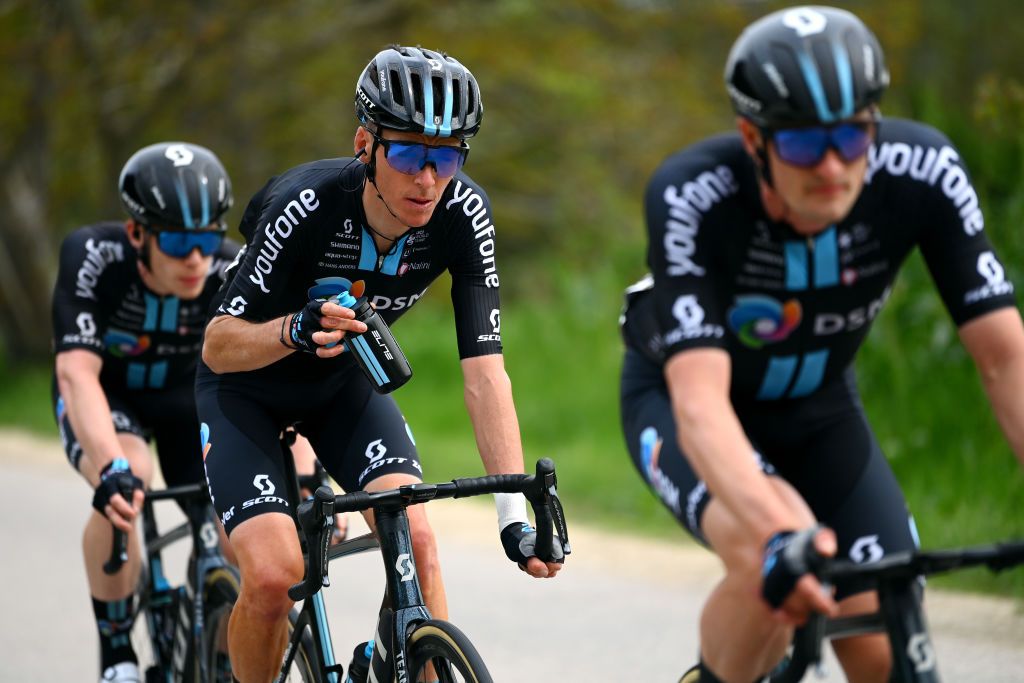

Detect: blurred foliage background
2,0,1023,595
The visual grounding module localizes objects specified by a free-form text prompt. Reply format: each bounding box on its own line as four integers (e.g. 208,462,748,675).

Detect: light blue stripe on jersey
160,296,179,332
788,350,829,397
380,234,409,275
148,361,168,389
757,356,798,400
359,228,376,270
142,293,159,331
127,363,146,389
813,227,839,288
785,242,808,291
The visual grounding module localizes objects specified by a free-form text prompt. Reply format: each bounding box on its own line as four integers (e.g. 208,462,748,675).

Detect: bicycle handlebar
103,482,213,575
771,539,1024,682
288,458,571,601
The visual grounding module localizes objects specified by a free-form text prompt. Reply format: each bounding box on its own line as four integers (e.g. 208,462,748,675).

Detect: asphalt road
3,430,1023,682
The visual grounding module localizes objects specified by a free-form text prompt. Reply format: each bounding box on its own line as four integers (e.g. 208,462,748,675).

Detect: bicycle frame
136,483,233,682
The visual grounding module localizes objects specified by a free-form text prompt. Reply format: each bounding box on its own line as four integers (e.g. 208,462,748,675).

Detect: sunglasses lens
427,146,466,178
383,142,428,175
832,123,873,162
773,128,829,167
383,141,467,178
157,231,223,258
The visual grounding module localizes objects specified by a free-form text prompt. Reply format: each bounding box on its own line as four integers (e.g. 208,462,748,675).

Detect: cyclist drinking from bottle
197,45,563,683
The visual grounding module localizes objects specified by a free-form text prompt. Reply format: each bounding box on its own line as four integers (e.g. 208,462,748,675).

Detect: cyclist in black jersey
196,46,563,682
51,142,238,683
619,7,1024,683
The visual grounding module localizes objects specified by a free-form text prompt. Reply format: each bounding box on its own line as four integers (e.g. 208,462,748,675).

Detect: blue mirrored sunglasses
769,121,876,168
151,229,225,258
373,133,469,178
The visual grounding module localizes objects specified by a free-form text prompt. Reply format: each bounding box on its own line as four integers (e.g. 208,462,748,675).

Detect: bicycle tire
279,607,322,683
200,566,241,682
406,619,493,683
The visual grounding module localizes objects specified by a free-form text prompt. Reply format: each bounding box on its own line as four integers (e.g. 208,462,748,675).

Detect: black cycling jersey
209,157,503,384
197,158,505,532
621,118,1016,401
51,222,238,392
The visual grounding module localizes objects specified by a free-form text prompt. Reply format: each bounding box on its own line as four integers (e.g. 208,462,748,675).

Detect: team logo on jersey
103,329,151,357
727,295,802,348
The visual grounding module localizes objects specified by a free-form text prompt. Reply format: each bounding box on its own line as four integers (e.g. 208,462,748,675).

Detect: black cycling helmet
725,6,889,127
355,45,483,139
118,142,233,229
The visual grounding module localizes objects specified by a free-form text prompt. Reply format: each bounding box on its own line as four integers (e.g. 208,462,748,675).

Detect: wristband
494,492,529,533
280,314,298,350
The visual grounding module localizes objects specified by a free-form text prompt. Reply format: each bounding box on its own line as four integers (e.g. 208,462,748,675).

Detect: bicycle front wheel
406,620,493,683
279,607,322,683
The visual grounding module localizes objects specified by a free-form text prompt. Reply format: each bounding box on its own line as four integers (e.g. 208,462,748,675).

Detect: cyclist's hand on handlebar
289,299,366,357
761,525,838,626
501,522,564,578
92,458,144,533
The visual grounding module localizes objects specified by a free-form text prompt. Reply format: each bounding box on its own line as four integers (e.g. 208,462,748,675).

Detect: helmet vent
390,69,405,107
410,72,424,115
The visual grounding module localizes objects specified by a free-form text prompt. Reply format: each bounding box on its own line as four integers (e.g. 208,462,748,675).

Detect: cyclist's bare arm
461,354,560,578
959,307,1024,465
202,301,366,373
56,350,124,482
665,349,837,622
461,354,526,475
664,348,802,539
55,349,144,525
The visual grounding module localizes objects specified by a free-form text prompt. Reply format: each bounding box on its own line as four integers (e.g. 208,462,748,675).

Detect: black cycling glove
92,458,144,515
500,521,565,568
289,298,330,353
761,526,824,609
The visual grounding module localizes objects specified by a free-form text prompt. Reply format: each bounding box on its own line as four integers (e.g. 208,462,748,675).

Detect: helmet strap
138,233,153,270
754,143,774,189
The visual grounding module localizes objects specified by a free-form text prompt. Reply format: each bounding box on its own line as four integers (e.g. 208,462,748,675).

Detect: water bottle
345,640,373,683
333,291,413,394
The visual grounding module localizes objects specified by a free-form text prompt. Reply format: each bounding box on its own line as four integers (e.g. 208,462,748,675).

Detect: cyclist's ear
125,221,144,247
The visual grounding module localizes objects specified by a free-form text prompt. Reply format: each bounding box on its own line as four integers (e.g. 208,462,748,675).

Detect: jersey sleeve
912,127,1017,326
445,178,503,359
645,154,731,360
213,172,320,322
51,228,117,356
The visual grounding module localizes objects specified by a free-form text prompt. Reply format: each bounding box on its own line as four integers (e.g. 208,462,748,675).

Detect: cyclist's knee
231,514,303,616
406,509,440,571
